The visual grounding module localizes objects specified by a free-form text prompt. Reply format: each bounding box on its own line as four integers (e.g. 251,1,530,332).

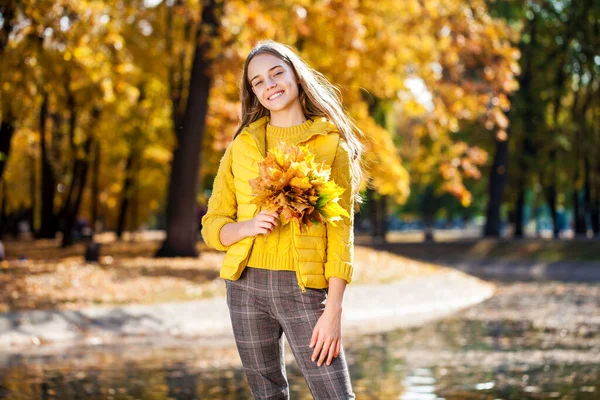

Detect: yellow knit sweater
247,119,315,271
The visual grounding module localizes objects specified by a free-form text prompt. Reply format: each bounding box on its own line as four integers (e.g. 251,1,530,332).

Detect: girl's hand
241,210,279,237
309,306,342,367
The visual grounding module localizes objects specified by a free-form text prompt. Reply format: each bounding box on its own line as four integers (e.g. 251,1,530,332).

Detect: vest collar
240,115,339,158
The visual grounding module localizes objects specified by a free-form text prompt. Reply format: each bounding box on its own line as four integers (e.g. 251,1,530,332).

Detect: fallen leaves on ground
1,237,445,312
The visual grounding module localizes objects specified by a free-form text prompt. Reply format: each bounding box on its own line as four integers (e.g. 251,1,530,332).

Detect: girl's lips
268,90,284,100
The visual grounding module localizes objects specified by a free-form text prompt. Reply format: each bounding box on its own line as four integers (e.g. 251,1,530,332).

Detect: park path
0,268,493,352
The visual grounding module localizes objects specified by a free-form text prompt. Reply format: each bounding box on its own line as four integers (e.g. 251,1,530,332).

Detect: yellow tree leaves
1,0,174,229
1,0,520,233
360,115,411,204
203,0,519,206
372,0,519,206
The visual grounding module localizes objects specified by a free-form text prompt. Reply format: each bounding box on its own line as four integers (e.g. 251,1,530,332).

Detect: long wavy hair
234,40,364,203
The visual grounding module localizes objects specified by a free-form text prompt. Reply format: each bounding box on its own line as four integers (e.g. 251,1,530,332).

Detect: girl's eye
274,71,283,77
254,81,263,87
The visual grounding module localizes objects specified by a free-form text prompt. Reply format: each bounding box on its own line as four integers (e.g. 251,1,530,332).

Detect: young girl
201,40,363,399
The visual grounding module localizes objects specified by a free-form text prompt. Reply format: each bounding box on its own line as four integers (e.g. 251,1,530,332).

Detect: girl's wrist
238,220,250,238
325,302,343,314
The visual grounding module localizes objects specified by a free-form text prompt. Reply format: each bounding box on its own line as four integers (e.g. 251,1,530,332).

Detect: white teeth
268,91,283,100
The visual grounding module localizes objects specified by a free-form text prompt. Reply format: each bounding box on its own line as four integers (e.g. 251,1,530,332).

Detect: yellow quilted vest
221,116,340,290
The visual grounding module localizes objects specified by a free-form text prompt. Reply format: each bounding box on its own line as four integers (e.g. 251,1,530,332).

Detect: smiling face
247,53,302,114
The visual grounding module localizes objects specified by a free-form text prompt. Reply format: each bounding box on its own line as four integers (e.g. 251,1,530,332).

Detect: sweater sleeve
324,140,355,284
201,143,237,251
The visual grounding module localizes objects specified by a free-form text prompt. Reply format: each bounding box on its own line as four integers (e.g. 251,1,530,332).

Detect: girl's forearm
325,277,347,313
219,211,279,247
219,221,249,247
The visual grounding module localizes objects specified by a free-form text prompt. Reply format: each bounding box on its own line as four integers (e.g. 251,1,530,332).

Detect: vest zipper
291,222,306,292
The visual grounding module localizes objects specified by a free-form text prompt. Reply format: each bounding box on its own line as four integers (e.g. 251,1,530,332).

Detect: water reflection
400,368,438,400
1,281,599,399
2,321,598,399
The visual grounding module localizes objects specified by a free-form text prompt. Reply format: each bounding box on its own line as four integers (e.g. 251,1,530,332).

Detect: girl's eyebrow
250,64,284,83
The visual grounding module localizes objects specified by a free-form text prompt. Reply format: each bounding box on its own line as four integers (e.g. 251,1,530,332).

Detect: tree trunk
366,188,387,242
484,136,508,236
421,186,437,242
545,183,559,239
513,16,538,239
573,188,586,236
571,131,586,237
540,145,560,239
61,137,94,247
423,215,435,242
39,93,58,239
593,136,600,237
366,189,387,243
116,150,135,239
67,86,76,149
29,152,36,235
156,0,220,257
60,105,99,248
582,155,592,236
0,115,15,182
376,195,388,242
59,92,78,227
367,188,377,238
91,141,100,233
543,40,567,240
514,83,536,238
593,150,600,237
0,182,6,239
0,3,16,234
514,184,526,238
591,198,600,237
131,163,139,233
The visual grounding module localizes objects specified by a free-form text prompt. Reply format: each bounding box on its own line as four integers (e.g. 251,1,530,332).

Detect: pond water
1,281,599,399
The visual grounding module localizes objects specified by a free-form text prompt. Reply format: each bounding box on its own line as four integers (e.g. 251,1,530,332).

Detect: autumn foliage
0,0,520,239
249,143,349,231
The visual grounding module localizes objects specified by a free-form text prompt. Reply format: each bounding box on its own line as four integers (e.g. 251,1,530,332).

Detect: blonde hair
235,40,364,203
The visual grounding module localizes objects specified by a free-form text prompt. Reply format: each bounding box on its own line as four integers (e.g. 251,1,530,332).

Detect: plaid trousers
226,267,355,400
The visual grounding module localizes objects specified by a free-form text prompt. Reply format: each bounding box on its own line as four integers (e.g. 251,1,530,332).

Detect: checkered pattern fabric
226,267,355,399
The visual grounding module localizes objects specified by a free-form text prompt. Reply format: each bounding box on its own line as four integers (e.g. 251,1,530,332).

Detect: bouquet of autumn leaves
249,142,349,232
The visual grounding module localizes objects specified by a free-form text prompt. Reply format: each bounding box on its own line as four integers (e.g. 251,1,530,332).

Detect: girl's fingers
335,340,340,358
257,216,277,226
309,328,318,348
264,216,278,225
259,210,279,222
258,222,272,230
326,341,337,366
259,220,277,229
311,338,325,362
317,338,332,366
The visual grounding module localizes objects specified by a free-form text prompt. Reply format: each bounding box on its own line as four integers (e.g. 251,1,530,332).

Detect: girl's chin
263,102,289,112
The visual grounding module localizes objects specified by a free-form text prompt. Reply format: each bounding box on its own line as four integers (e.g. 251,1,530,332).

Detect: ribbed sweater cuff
325,261,353,284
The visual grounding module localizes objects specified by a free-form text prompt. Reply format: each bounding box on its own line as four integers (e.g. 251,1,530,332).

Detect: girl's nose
266,78,277,89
